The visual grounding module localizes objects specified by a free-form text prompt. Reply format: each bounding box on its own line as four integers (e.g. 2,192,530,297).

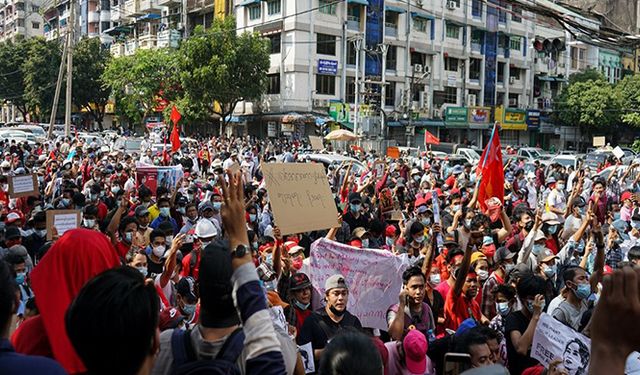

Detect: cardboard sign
261,163,338,235
46,209,81,240
386,146,400,158
613,146,625,160
135,164,184,195
592,136,605,147
532,313,591,371
308,135,324,150
298,342,315,373
309,238,408,330
374,161,385,177
8,174,38,198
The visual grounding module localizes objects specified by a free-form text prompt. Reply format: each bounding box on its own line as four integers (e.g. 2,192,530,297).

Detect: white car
0,130,37,145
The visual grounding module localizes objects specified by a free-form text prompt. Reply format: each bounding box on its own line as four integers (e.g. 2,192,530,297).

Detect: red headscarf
12,229,121,374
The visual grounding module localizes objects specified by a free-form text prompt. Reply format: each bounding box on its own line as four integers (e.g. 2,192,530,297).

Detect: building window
471,0,482,17
266,33,281,54
346,42,356,65
248,4,261,20
469,58,481,80
444,86,457,104
512,5,522,22
267,73,280,94
498,0,507,23
32,21,40,29
101,21,110,31
413,18,427,32
471,29,483,45
411,52,426,66
385,46,397,70
385,11,398,28
317,33,336,55
385,81,396,107
316,74,336,95
319,0,337,15
509,36,521,51
508,93,519,107
267,0,280,15
510,67,521,80
497,62,505,82
17,19,24,27
498,34,508,49
31,5,39,12
444,56,459,71
346,77,355,103
445,22,460,39
468,89,480,105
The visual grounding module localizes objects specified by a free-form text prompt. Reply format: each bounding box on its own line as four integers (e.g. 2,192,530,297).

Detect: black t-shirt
505,310,539,375
297,309,363,350
145,254,165,279
426,289,445,323
342,211,370,232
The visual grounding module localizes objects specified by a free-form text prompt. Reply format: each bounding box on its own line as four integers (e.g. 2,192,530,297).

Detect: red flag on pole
475,123,504,212
169,105,181,153
424,130,440,145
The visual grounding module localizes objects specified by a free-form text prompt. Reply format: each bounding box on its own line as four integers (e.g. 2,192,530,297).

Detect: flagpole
480,122,499,170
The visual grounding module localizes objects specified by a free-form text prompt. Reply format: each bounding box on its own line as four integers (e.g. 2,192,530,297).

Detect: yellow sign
496,106,527,131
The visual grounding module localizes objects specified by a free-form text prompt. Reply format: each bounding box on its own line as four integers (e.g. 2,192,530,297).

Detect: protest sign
261,163,338,235
374,160,385,177
309,238,408,330
298,342,315,373
387,146,400,158
613,146,625,160
532,313,591,373
8,174,38,198
46,210,81,240
309,135,324,150
592,136,605,147
135,164,184,195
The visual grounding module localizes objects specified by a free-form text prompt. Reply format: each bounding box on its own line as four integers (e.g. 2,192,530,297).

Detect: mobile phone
444,353,472,375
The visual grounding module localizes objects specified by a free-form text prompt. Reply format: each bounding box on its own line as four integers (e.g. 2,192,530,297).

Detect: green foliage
615,74,640,128
567,68,606,85
175,17,270,130
0,40,30,119
555,80,621,129
73,37,111,129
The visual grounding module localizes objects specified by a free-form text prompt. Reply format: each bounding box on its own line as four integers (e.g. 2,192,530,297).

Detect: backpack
171,328,244,375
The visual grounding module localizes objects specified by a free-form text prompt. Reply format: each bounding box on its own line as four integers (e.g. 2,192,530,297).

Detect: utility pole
379,43,388,140
407,68,415,147
65,0,75,137
353,35,363,137
47,8,70,139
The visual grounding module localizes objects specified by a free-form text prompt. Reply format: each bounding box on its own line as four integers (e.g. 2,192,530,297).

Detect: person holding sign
387,266,436,341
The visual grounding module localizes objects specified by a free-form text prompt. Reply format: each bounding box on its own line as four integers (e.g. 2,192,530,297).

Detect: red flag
169,105,181,153
424,130,440,145
475,124,504,212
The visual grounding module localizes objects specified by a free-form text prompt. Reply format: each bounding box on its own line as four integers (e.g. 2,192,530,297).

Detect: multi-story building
42,0,114,41
0,0,45,42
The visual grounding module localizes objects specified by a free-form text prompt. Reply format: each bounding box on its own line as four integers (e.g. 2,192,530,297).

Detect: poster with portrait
297,342,315,374
532,313,591,375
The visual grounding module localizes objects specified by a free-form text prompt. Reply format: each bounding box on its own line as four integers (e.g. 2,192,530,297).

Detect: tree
0,40,30,120
22,38,62,122
554,79,621,131
176,17,269,134
614,74,640,128
73,37,111,130
102,48,179,128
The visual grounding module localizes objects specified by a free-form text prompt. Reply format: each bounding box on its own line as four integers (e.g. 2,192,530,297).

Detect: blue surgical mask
533,243,545,255
556,184,565,190
574,283,591,300
249,214,257,222
496,301,511,316
361,238,369,248
464,219,472,228
212,202,222,211
252,241,259,250
421,217,431,226
136,266,147,277
547,225,557,235
414,235,424,244
429,273,441,285
182,303,197,316
124,232,133,243
350,203,361,213
265,253,273,265
160,207,170,217
294,300,311,310
386,237,395,247
452,204,461,212
543,264,557,277
15,272,26,285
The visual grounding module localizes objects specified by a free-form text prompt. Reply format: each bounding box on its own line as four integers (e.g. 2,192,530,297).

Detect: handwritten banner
46,209,81,240
261,163,338,235
532,313,591,372
309,238,408,330
9,174,38,198
308,135,324,150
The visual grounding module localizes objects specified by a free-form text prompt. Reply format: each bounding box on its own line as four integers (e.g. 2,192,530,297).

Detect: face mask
361,239,369,248
574,283,591,300
477,269,489,281
421,217,431,226
464,219,472,229
543,264,557,277
124,231,133,243
252,241,259,250
137,266,147,276
293,300,310,310
160,207,171,217
386,237,395,247
556,184,565,190
350,203,361,213
177,207,186,215
533,243,545,255
413,175,420,182
83,219,96,228
452,204,461,212
632,221,640,230
61,198,70,207
524,221,535,231
15,272,26,285
249,214,257,223
182,303,197,316
111,186,121,194
329,305,346,317
503,263,515,273
264,253,273,265
496,301,511,316
35,229,46,237
90,194,98,201
414,235,424,244
430,273,441,285
547,225,557,235
212,202,222,211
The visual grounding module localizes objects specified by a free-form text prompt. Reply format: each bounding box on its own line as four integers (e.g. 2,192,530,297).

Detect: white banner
531,313,591,372
308,238,409,330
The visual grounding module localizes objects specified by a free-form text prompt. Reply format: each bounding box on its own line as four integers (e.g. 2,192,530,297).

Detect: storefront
526,109,541,147
496,106,528,146
442,107,469,144
467,107,492,146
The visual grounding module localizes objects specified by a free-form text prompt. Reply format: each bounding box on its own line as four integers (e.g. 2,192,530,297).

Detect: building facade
0,0,45,42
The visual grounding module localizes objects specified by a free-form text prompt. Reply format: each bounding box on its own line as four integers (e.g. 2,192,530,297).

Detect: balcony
14,25,25,34
158,0,179,5
385,22,397,37
471,42,482,53
44,29,59,40
110,42,124,56
124,39,138,55
347,15,360,31
138,33,157,49
100,10,111,22
87,10,99,23
157,29,180,48
139,0,161,13
124,0,142,17
110,7,121,21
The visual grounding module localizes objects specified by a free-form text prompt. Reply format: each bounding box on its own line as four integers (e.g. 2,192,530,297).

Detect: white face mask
83,219,96,228
152,245,166,258
477,269,489,281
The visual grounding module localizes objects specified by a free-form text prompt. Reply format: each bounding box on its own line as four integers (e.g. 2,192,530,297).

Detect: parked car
517,147,553,163
549,155,582,170
304,153,366,175
113,137,144,155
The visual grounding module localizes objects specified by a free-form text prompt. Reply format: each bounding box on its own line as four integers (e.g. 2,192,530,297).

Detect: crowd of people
0,133,640,375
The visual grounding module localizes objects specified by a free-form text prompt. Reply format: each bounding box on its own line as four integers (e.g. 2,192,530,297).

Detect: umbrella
324,129,358,141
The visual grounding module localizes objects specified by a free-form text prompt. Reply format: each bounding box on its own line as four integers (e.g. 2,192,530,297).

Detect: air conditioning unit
509,98,517,106
509,76,516,84
419,91,427,109
447,1,457,10
177,22,184,30
416,0,424,7
313,98,329,108
433,108,442,118
467,94,477,107
413,64,424,74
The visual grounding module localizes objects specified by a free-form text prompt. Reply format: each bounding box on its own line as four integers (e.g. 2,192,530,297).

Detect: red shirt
444,287,482,331
115,241,130,258
181,251,200,279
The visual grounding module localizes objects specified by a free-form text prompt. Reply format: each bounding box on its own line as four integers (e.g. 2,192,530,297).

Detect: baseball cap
534,229,547,242
352,227,369,239
451,165,464,175
325,274,348,291
5,226,21,240
289,273,312,291
348,192,362,204
135,205,150,217
403,330,427,374
158,307,185,331
198,201,214,212
176,277,198,302
541,212,560,225
6,212,21,224
416,205,432,215
470,252,487,265
622,191,634,202
536,247,557,263
287,244,305,256
571,196,586,208
493,246,516,264
385,225,397,237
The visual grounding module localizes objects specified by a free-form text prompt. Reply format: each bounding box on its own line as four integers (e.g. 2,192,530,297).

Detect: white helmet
194,219,217,238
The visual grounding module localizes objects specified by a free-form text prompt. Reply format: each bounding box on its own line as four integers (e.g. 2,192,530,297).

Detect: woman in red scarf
11,229,121,374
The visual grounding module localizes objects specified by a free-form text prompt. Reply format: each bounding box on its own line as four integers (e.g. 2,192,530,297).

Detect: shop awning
348,0,369,5
137,13,161,21
536,75,555,81
411,11,435,20
103,25,133,35
385,5,406,13
239,0,260,6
